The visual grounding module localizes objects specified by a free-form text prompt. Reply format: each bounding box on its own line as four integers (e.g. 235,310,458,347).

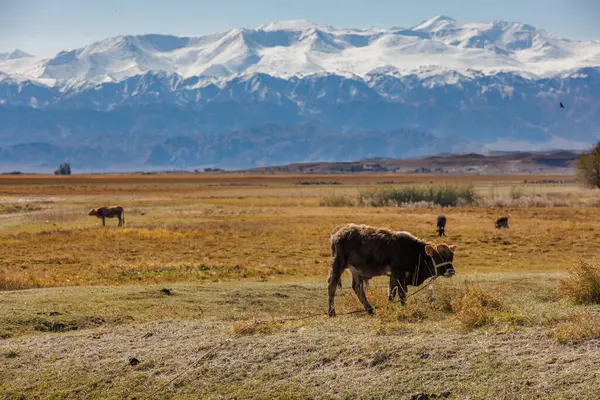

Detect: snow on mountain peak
1,49,34,61
412,15,459,33
258,19,325,32
3,16,600,86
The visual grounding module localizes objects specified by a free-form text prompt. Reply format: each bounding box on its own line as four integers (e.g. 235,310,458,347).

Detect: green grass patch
357,185,477,207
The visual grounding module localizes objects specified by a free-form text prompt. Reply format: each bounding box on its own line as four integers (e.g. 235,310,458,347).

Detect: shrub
509,185,525,199
559,261,600,304
555,310,600,343
358,185,476,207
576,141,600,188
451,286,502,329
54,162,71,175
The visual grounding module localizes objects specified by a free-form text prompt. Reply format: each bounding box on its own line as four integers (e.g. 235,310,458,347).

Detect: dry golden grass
450,285,503,329
1,174,599,399
559,260,600,304
1,276,598,399
555,309,600,343
0,174,599,289
231,318,303,336
0,203,42,214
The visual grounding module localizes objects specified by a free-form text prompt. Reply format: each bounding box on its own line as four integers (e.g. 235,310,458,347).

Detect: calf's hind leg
327,250,346,317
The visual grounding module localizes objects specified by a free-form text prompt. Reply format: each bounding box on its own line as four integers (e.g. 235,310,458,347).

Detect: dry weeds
1,277,599,399
450,285,503,329
559,260,600,304
0,202,42,214
555,309,600,343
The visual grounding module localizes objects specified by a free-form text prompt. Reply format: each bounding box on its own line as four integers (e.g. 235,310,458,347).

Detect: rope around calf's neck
401,252,451,300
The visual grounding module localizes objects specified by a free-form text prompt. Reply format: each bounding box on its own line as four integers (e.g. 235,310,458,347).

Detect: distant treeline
523,179,578,184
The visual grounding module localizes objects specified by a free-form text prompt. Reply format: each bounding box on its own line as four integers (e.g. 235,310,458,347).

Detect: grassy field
1,173,599,399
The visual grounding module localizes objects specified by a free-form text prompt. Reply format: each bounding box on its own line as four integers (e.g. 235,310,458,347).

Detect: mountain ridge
1,16,599,171
2,15,600,87
247,149,580,175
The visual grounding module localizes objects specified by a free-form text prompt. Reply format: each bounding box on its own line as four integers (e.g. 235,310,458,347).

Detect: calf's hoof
367,308,375,316
328,309,336,317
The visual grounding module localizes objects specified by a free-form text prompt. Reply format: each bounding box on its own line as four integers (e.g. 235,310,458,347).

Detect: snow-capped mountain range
1,16,599,171
3,16,600,85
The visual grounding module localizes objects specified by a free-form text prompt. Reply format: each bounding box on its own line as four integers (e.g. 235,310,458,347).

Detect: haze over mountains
1,16,599,171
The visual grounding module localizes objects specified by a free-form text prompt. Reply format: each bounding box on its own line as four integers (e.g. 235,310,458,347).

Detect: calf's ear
425,244,435,256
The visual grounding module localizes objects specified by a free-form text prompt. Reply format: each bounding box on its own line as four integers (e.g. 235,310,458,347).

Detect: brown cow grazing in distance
327,223,457,317
88,206,125,227
495,216,509,229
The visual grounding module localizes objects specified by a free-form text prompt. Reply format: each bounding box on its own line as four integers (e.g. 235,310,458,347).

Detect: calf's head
425,243,457,277
88,208,99,216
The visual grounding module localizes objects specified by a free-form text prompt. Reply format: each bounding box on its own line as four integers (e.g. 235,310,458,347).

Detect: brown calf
327,224,457,316
88,206,125,227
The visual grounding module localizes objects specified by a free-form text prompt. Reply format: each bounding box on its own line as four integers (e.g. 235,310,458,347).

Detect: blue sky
2,0,600,56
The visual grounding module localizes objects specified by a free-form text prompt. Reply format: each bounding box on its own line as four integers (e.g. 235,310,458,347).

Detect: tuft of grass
559,261,600,304
450,286,503,329
231,318,263,335
555,310,600,343
4,350,19,359
0,274,40,291
0,203,42,214
0,330,13,339
318,193,355,207
357,185,476,207
231,318,295,335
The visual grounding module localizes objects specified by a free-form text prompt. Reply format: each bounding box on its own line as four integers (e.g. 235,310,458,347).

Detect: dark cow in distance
88,206,125,227
437,215,447,237
327,224,457,317
495,216,509,229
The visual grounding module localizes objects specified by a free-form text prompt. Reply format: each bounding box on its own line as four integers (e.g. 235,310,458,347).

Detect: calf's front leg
399,278,407,307
388,276,399,301
352,273,374,315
